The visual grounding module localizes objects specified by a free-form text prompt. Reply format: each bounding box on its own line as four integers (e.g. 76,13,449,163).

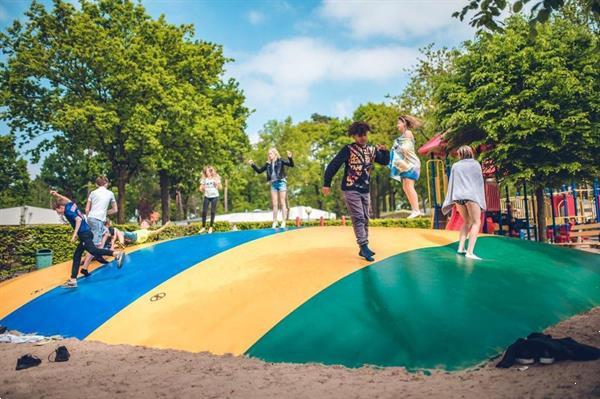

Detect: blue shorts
87,217,108,246
400,168,420,181
271,180,287,192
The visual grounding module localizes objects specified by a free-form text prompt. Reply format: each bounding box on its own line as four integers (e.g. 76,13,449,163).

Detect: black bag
16,354,42,370
48,345,70,362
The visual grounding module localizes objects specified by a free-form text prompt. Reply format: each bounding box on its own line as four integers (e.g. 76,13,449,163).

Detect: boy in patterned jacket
322,122,390,261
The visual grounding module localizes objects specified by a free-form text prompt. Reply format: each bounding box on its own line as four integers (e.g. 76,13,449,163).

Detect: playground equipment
418,134,600,246
419,135,500,233
1,227,598,370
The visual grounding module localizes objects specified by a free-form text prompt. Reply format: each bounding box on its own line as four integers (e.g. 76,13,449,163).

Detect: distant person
442,145,487,260
248,148,294,228
322,121,390,262
82,176,118,271
389,115,423,219
199,166,222,234
50,190,124,288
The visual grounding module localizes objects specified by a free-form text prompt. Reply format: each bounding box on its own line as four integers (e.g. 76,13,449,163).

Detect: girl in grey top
442,146,487,260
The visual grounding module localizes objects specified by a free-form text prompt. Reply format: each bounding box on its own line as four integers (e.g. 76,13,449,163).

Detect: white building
0,205,64,225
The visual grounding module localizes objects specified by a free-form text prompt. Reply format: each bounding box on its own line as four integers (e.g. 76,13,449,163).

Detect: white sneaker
465,253,482,260
281,220,286,228
208,227,213,234
272,221,278,229
407,210,422,219
199,227,206,234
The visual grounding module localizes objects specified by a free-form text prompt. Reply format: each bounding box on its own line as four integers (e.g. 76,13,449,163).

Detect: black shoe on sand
80,268,90,277
16,354,41,370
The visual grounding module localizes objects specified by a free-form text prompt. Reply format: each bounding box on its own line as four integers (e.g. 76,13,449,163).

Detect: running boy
322,121,390,261
50,190,124,288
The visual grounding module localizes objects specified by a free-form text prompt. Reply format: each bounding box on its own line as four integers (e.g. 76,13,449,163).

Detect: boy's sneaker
281,220,286,228
80,268,90,278
199,227,206,234
359,245,374,262
515,357,534,365
62,280,77,289
208,227,213,234
115,252,124,268
365,245,375,256
465,253,482,260
272,221,278,229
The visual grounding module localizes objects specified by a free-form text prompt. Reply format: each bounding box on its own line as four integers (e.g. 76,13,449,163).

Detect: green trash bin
35,249,54,269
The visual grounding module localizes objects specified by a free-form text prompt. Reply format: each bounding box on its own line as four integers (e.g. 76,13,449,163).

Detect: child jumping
199,166,222,234
248,148,294,228
389,115,423,219
50,190,124,288
322,121,390,261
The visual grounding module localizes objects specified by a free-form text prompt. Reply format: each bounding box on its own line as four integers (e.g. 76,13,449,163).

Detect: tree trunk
159,170,170,224
224,178,229,213
535,186,547,243
116,170,127,224
315,184,323,209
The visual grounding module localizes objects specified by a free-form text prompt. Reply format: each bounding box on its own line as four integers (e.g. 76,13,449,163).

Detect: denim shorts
271,179,287,192
400,168,420,181
87,217,108,246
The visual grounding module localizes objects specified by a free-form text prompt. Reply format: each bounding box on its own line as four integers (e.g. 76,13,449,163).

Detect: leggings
202,197,218,227
72,231,114,278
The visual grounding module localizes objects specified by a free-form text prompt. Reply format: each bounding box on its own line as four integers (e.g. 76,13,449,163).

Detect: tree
436,14,600,240
0,134,30,207
40,138,109,202
454,0,600,32
0,0,245,223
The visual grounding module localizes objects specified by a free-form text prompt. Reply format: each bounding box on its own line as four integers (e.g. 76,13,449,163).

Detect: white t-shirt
202,177,220,198
87,186,116,221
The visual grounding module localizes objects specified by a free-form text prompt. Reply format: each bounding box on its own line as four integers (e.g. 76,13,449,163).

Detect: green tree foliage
436,14,600,239
0,0,247,222
454,0,600,32
0,134,30,207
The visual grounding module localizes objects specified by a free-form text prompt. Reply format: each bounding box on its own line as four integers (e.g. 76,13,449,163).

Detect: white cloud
228,37,418,107
247,10,265,25
319,0,471,40
334,99,353,119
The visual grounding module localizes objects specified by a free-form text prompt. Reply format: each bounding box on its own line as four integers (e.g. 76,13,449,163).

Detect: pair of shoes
359,244,374,262
115,252,124,268
465,253,482,260
407,210,422,219
80,268,90,278
62,280,77,289
272,221,278,229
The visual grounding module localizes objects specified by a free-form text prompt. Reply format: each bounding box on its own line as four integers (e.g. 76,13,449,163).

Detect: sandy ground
1,307,599,399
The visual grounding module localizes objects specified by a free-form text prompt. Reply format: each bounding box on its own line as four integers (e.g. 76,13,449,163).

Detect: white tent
0,206,64,225
182,206,336,225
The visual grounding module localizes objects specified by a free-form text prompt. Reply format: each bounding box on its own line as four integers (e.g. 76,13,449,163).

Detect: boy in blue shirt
51,190,124,288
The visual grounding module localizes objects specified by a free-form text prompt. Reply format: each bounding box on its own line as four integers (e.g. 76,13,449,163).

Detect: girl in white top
199,166,222,234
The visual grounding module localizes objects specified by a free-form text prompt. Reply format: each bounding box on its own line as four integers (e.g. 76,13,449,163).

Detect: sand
1,307,599,399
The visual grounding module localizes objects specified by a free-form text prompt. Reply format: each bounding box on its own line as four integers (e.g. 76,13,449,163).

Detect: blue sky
0,0,476,175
